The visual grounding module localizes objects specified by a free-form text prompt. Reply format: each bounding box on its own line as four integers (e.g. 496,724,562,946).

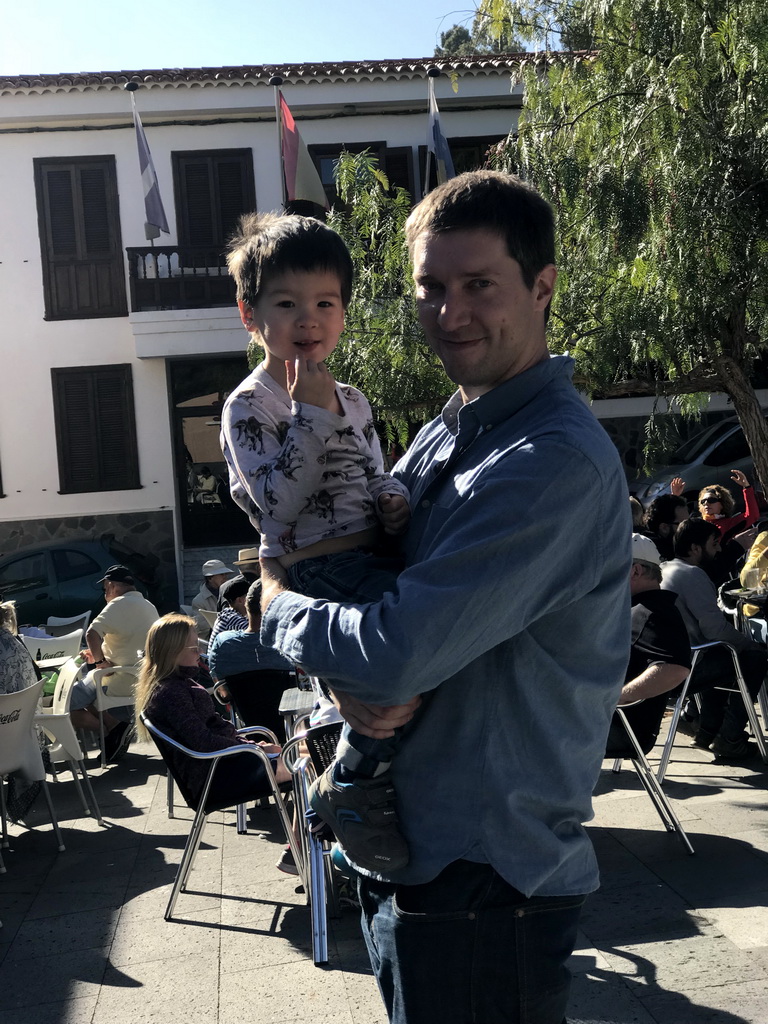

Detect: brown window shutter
383,147,415,199
52,365,140,494
174,150,255,250
34,157,127,320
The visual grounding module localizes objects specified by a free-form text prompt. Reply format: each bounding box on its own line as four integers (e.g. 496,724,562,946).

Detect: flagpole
269,75,288,210
424,67,441,198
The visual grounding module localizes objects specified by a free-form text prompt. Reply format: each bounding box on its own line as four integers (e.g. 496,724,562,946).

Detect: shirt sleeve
685,569,754,651
261,441,627,704
743,486,760,529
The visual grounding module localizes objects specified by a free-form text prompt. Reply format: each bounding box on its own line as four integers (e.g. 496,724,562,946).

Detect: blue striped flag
130,94,169,239
427,78,455,186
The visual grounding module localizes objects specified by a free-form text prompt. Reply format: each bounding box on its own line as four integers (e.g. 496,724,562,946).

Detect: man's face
703,532,722,562
674,504,690,524
208,573,232,591
411,228,556,403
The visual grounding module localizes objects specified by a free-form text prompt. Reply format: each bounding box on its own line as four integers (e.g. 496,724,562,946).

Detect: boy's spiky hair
226,212,353,308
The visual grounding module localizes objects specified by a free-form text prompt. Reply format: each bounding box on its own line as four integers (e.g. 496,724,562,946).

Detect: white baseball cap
632,533,661,565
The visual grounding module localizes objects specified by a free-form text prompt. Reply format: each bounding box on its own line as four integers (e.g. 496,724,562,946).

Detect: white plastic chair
0,679,65,854
36,658,103,824
91,665,138,768
20,630,83,669
46,611,91,637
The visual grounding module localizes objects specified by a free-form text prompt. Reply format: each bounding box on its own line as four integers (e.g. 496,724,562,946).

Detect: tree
435,13,525,56
486,0,768,490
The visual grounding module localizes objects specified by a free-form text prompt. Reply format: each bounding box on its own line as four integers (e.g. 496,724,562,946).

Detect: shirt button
485,424,493,431
421,499,430,509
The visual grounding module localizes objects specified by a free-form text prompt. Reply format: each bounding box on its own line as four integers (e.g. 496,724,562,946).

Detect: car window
704,430,751,466
51,549,101,583
670,420,736,463
0,553,49,592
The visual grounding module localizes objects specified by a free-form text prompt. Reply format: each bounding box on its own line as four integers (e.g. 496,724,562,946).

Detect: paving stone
0,994,98,1024
110,906,221,967
579,882,702,946
218,956,350,1023
92,950,219,1024
0,945,109,1010
567,970,657,1023
695,896,768,950
599,931,768,994
3,906,119,961
640,978,768,1023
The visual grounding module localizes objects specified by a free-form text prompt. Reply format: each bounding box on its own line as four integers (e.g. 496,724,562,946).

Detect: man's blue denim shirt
263,355,632,895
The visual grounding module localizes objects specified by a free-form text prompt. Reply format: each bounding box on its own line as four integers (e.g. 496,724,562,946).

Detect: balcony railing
127,246,236,312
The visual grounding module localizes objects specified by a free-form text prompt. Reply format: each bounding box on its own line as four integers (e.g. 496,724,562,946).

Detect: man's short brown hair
404,170,556,292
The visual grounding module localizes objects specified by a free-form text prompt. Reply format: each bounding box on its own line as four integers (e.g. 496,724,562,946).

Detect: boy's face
239,269,346,376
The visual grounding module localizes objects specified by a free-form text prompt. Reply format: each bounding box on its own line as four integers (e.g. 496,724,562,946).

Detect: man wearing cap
69,565,159,761
191,559,235,639
605,535,691,756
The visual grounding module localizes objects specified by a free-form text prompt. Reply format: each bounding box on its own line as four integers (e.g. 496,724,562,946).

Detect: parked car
0,537,159,628
633,416,764,508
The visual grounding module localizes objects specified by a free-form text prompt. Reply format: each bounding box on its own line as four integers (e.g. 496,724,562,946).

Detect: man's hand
734,526,758,551
331,688,422,739
287,357,338,412
670,477,686,496
259,557,291,615
731,468,750,489
377,493,411,535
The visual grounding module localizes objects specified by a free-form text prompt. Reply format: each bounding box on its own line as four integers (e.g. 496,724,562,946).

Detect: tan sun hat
232,547,260,566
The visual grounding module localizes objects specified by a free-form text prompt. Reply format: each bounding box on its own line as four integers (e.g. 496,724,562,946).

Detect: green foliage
435,11,525,56
326,151,452,447
488,0,768,483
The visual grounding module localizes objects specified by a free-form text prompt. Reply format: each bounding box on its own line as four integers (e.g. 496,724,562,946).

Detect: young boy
221,212,411,873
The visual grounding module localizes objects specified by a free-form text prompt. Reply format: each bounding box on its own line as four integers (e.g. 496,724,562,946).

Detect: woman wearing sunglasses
697,469,760,540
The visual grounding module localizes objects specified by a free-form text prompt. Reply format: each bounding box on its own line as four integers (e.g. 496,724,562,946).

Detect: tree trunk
714,354,768,497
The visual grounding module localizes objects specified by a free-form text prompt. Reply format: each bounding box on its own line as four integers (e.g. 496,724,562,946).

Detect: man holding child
224,171,631,1024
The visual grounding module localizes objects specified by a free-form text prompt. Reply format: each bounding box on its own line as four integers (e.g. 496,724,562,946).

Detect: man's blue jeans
358,859,585,1024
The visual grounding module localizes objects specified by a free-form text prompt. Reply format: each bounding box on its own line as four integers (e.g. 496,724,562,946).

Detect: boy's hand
331,689,422,739
287,357,338,412
377,493,410,535
670,477,685,496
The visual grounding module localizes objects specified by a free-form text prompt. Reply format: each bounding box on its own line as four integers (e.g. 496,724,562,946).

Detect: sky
1,0,478,76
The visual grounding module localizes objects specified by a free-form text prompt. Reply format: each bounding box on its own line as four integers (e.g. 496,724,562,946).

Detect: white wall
0,65,521,530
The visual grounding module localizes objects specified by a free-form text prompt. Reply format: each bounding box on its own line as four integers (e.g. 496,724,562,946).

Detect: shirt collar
440,354,576,439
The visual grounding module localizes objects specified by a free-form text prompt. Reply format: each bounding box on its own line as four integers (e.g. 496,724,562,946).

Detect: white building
0,55,524,604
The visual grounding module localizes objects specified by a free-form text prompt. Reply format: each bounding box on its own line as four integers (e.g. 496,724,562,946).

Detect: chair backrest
304,722,343,776
46,611,91,637
140,713,206,812
199,609,218,629
223,669,296,740
20,630,83,662
51,658,86,715
0,678,46,779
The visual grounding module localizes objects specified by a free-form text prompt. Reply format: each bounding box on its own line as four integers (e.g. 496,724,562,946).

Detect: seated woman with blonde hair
135,613,289,812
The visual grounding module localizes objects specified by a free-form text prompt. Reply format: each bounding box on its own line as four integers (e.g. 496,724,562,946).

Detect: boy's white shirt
221,363,409,558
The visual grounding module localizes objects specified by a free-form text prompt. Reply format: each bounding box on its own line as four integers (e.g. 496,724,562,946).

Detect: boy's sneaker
308,766,409,874
689,728,716,750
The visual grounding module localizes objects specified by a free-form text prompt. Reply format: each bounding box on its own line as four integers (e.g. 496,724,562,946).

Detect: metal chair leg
729,649,768,762
616,709,694,855
77,760,104,825
0,780,8,848
166,805,208,920
166,768,175,819
40,780,66,852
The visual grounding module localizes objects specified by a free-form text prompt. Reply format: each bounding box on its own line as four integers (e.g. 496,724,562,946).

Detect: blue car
0,537,158,628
